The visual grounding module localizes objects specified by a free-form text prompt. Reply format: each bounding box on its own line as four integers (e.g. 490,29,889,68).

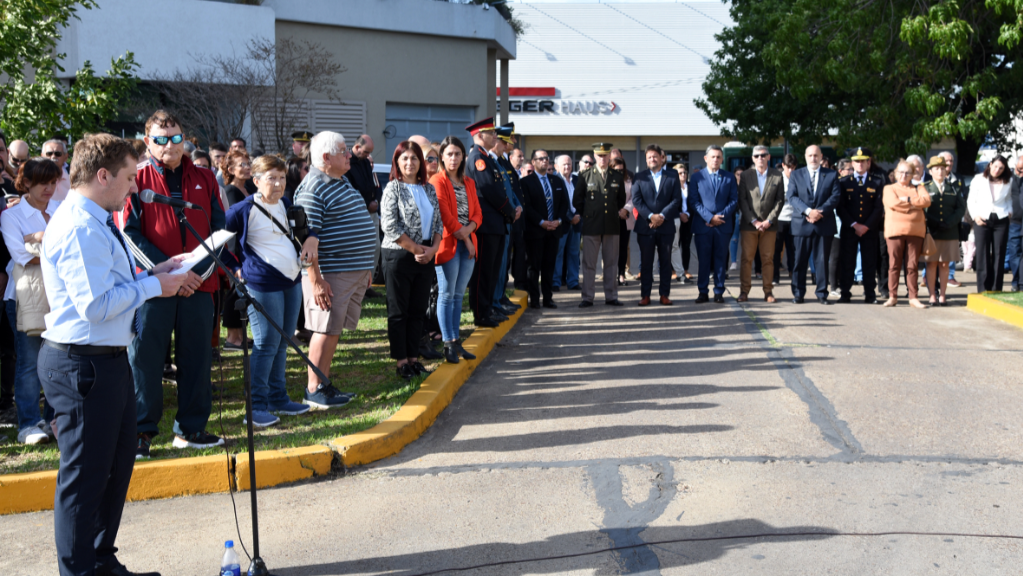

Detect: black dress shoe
419,340,444,360
792,297,805,304
864,295,877,304
713,294,725,304
837,295,852,303
568,285,581,291
551,285,561,292
529,301,541,309
475,317,500,328
396,364,416,380
410,361,432,375
443,343,461,364
491,310,509,321
95,560,161,576
817,297,831,305
694,294,710,304
579,301,594,308
455,340,477,360
502,305,519,315
605,299,623,306
543,301,557,309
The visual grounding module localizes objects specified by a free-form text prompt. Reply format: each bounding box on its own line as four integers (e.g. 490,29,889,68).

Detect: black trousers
637,232,674,298
511,219,528,290
773,221,795,279
39,344,135,576
678,218,693,272
792,233,832,300
876,230,890,297
469,233,505,322
839,226,879,298
0,305,15,406
383,248,433,360
618,219,631,277
526,234,560,304
974,215,1010,292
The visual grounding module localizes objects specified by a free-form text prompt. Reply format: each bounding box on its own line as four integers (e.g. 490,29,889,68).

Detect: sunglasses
43,151,66,158
425,156,438,163
10,156,27,165
581,160,593,165
535,156,550,162
752,153,769,159
149,134,184,146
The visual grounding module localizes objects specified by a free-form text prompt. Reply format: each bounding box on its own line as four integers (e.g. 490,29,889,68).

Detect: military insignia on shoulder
867,188,876,192
475,159,486,171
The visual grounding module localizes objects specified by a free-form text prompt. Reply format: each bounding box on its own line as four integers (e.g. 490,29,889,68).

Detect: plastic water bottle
220,540,241,576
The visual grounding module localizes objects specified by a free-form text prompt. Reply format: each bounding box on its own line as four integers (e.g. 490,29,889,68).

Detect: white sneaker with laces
18,425,49,445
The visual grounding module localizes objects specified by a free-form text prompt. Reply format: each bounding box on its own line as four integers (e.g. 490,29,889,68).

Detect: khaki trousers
739,229,776,295
581,234,619,302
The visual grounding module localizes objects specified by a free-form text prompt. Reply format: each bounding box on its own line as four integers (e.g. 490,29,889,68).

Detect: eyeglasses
425,156,438,163
43,150,65,158
581,160,593,165
752,153,769,159
535,156,549,162
148,134,184,146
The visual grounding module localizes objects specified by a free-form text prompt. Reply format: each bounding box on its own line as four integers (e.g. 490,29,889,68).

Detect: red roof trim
496,87,556,97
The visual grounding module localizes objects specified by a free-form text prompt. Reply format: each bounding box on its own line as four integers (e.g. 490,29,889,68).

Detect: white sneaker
729,262,738,271
18,426,49,445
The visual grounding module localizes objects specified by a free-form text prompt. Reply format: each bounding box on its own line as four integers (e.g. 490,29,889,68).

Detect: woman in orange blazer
429,136,483,364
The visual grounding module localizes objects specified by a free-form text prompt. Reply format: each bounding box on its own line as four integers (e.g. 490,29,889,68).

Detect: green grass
0,288,482,475
985,291,1023,307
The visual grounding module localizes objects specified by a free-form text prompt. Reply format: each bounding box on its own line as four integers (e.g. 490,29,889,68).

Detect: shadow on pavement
273,518,836,575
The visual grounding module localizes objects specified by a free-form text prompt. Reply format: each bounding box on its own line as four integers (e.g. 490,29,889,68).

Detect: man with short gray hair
42,139,71,201
295,131,376,409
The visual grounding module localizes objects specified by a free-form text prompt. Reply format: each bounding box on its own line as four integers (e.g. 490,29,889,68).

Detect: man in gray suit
737,145,786,302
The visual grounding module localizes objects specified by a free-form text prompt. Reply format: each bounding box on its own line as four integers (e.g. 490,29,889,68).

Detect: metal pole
500,59,510,125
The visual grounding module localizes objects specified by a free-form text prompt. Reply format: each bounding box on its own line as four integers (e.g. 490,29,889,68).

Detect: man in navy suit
786,145,841,303
520,150,570,309
689,145,738,303
632,144,683,305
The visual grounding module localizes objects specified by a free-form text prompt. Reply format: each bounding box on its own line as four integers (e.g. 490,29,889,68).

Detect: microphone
138,189,198,210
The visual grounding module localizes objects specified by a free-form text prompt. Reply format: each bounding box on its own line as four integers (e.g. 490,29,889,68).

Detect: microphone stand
174,207,335,576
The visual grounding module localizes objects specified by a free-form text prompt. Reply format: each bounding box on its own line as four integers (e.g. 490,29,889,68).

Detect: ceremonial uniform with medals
493,124,525,310
465,118,516,325
574,143,626,305
837,148,885,302
497,124,528,292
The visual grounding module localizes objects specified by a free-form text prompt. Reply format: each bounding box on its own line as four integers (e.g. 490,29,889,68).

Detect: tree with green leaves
696,0,1022,170
0,0,138,149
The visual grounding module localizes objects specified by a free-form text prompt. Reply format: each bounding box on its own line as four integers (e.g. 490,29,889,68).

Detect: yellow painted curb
331,290,528,466
0,290,529,514
966,293,1023,328
0,469,57,514
234,445,333,491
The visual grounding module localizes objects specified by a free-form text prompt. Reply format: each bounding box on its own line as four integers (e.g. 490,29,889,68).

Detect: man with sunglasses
122,109,227,458
42,139,72,201
578,155,594,173
7,139,29,178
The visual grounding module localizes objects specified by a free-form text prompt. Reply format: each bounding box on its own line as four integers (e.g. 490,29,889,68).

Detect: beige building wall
276,21,492,163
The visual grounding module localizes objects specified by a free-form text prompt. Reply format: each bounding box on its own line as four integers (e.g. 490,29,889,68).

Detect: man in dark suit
837,147,885,303
465,117,517,327
786,145,841,303
689,145,738,304
631,144,682,305
737,145,786,302
520,149,570,309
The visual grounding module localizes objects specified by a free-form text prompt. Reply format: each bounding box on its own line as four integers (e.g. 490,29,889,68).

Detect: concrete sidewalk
1,275,1020,575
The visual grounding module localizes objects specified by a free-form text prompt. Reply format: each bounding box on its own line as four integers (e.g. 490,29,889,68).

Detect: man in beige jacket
737,145,786,302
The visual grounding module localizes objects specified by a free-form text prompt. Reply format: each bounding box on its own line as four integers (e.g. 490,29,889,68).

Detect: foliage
145,37,344,153
448,1,527,36
696,0,1022,165
0,0,138,148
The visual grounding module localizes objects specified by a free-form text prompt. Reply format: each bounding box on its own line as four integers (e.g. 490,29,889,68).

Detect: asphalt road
2,271,1021,576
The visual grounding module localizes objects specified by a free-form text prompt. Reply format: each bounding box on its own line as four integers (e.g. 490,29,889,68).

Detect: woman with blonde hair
881,160,932,308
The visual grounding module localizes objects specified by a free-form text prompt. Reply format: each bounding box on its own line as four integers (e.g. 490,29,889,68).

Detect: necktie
811,171,818,201
541,176,554,220
106,216,142,336
858,175,864,186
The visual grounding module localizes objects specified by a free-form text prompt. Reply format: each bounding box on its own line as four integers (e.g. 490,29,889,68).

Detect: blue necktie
541,176,554,220
106,216,142,336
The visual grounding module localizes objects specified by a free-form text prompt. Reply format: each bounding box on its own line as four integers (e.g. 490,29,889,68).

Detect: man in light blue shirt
39,133,185,576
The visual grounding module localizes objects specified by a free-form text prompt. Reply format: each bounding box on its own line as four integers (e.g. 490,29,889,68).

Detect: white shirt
560,174,576,215
246,195,301,281
779,175,794,222
755,168,768,194
652,167,665,191
1,198,60,301
967,176,1012,220
52,167,71,202
407,183,434,241
804,168,821,215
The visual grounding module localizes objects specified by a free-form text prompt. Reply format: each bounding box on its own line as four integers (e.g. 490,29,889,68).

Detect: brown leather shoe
660,296,673,305
737,293,749,303
765,294,776,303
638,296,651,306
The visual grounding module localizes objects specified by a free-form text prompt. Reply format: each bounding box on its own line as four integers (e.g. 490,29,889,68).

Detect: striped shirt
294,166,377,273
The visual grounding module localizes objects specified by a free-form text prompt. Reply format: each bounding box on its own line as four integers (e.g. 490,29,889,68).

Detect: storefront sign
496,88,618,115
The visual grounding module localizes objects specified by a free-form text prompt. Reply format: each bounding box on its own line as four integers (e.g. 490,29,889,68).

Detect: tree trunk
954,135,983,180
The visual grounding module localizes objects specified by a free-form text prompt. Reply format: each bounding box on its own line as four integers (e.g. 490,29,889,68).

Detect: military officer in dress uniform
836,147,885,303
494,124,526,311
465,117,518,327
291,130,313,158
574,142,627,307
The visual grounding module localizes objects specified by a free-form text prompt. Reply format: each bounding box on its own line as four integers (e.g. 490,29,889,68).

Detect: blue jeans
554,221,581,288
435,242,476,342
5,299,50,432
247,284,301,412
1008,221,1023,290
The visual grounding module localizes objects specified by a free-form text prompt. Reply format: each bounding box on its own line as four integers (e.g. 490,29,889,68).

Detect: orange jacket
430,171,482,265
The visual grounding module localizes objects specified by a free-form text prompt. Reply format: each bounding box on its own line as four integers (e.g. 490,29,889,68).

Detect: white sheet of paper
168,230,235,275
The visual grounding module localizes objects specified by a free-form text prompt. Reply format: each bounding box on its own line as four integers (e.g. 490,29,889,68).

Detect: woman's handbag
958,221,972,242
921,232,937,257
251,199,304,255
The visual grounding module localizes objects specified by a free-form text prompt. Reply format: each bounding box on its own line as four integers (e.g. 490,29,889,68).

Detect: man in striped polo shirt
295,131,377,409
